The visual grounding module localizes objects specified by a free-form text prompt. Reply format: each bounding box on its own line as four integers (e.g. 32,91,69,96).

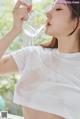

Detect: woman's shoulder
22,45,57,58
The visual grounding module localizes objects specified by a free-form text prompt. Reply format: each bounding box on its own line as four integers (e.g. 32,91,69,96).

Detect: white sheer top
10,46,80,119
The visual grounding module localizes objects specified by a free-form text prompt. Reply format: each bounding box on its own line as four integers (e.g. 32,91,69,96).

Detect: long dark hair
42,0,80,48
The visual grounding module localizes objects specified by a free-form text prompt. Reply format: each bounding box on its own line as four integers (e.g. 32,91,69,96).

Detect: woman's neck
57,35,80,53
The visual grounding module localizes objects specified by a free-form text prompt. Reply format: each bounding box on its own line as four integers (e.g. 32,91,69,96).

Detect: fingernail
27,5,32,12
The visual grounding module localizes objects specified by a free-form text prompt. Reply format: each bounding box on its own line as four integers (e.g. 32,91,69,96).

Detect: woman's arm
0,1,29,59
0,27,21,74
0,55,18,75
0,1,30,74
0,28,21,59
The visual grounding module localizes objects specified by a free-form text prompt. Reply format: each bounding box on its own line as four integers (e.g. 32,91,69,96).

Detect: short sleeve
10,46,41,73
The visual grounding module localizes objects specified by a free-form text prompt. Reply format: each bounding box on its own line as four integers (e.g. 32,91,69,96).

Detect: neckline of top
52,48,80,59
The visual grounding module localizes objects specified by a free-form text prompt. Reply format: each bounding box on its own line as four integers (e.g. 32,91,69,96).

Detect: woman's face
45,0,76,37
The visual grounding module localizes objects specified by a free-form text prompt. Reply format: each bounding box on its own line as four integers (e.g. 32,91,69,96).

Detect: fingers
21,9,29,21
13,0,32,22
27,5,32,12
14,0,29,10
19,0,29,6
14,0,21,10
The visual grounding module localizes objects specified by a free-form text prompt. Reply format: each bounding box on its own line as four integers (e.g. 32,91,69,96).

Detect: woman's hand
12,1,31,33
0,1,32,59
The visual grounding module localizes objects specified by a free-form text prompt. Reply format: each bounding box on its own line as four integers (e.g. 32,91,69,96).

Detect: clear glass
22,10,47,46
14,0,52,46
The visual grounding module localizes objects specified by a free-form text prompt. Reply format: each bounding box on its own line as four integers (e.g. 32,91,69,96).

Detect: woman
0,0,80,119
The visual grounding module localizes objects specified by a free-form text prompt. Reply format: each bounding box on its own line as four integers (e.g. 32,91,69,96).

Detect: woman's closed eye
55,8,62,11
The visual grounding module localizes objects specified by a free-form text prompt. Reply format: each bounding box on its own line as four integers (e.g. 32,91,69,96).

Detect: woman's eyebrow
52,0,67,6
52,3,67,7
